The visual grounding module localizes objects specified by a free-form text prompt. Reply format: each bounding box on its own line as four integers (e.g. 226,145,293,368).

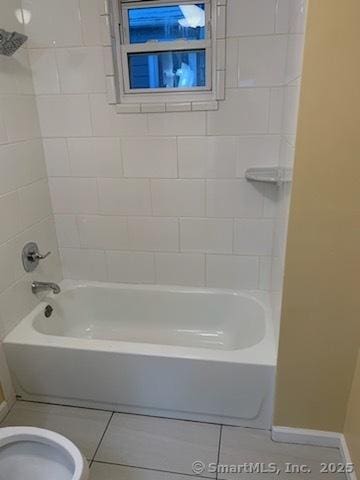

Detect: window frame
108,0,226,110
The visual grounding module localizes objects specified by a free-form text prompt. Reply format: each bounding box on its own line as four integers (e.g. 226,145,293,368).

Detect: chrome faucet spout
32,281,61,295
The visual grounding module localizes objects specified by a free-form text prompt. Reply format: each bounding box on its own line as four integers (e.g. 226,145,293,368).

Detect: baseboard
0,401,9,423
272,426,342,448
340,435,358,480
272,426,357,480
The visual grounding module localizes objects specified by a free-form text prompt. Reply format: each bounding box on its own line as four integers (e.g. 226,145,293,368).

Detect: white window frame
121,0,212,94
107,0,227,112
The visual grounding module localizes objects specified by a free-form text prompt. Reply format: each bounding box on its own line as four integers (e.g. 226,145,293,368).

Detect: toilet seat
0,427,88,480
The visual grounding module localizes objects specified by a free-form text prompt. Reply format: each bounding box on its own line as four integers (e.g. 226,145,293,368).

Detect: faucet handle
29,250,51,261
22,242,51,273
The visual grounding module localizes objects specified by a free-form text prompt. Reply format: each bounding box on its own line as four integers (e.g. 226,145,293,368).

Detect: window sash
121,0,210,47
121,45,212,93
120,1,212,94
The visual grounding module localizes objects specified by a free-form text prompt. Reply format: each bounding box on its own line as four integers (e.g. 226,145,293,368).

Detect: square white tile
56,47,106,94
0,95,40,142
67,137,122,178
0,192,22,245
206,180,263,218
49,178,99,214
178,137,238,179
128,217,179,252
122,137,177,178
206,255,259,290
89,94,147,137
23,0,83,48
28,49,60,94
106,251,155,284
227,0,277,36
95,413,220,476
180,218,233,254
77,215,129,250
237,136,281,177
276,0,308,34
234,219,274,256
18,179,52,229
55,215,80,248
148,112,206,136
98,179,151,216
237,36,288,87
151,180,205,217
207,89,270,136
43,139,71,177
155,253,205,287
37,95,92,137
61,248,107,282
79,0,103,46
0,242,17,294
2,401,111,460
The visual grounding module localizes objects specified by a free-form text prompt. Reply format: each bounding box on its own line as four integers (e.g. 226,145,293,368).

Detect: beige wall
274,0,360,433
345,350,360,475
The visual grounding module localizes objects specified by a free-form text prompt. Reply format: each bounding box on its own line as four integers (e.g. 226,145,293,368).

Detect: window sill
113,100,218,114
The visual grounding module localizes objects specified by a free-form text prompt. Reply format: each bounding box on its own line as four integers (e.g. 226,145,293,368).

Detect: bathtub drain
44,305,53,318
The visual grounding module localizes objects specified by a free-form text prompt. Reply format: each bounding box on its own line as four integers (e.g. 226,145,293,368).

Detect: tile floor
2,401,347,479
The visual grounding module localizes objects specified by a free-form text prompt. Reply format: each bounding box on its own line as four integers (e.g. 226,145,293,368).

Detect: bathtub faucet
31,281,61,295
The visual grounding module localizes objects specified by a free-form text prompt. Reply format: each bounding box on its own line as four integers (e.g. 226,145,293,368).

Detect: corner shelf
245,167,292,187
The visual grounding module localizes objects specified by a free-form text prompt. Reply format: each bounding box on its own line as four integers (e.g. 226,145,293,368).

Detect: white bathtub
4,280,277,428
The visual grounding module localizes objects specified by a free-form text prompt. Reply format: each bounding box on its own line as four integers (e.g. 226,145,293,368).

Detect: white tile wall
180,218,233,254
98,179,151,216
67,138,122,177
237,36,288,87
269,0,307,340
36,95,92,137
155,253,205,287
122,138,177,178
151,180,205,217
49,178,99,214
78,215,128,250
207,89,270,135
22,0,306,294
106,252,155,284
0,1,62,349
206,255,259,290
226,0,277,36
128,217,179,252
61,248,107,282
56,47,106,94
178,137,238,178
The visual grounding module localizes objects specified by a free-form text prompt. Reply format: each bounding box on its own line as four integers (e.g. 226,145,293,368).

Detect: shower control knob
28,250,51,262
22,242,51,273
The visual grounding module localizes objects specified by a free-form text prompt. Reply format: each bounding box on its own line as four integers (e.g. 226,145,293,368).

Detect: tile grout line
14,399,270,431
215,425,223,480
89,411,114,468
92,459,215,480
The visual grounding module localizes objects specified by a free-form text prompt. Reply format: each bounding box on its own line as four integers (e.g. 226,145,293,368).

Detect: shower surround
21,0,306,320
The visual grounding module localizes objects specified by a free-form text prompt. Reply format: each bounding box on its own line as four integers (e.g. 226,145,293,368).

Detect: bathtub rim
4,280,277,367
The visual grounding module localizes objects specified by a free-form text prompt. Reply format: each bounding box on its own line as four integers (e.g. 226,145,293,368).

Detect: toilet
0,427,88,480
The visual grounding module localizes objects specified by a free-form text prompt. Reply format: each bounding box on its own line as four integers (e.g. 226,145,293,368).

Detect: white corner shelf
245,167,292,187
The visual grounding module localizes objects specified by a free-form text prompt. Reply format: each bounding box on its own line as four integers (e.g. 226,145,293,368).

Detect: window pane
128,49,206,89
128,4,206,44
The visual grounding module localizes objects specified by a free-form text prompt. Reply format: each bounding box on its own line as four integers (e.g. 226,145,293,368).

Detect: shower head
0,29,28,56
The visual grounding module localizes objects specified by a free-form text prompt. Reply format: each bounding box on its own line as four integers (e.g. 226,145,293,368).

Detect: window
108,0,227,112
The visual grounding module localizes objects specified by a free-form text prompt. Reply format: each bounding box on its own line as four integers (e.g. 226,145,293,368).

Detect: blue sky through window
128,4,206,44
